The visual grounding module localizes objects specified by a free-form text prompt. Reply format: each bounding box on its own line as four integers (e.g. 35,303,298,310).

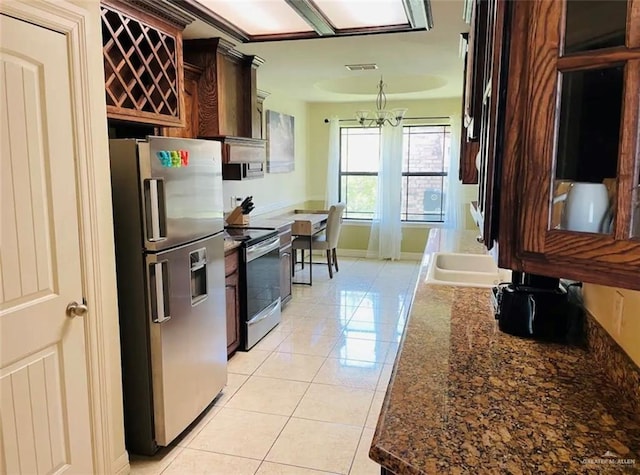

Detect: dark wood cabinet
161,63,202,139
463,0,510,248
470,0,640,291
100,0,190,127
182,38,266,178
503,0,640,290
182,38,264,140
225,247,241,357
254,90,269,140
280,248,292,306
459,0,498,187
463,0,489,142
459,32,480,185
477,0,510,250
278,226,293,306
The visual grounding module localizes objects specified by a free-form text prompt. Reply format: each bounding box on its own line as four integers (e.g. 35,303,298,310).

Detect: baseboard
336,249,367,258
113,451,130,475
335,249,422,261
399,252,423,261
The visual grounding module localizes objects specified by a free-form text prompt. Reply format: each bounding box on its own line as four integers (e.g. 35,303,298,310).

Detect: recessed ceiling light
345,64,379,71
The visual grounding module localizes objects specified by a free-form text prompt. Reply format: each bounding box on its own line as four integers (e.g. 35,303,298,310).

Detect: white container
554,182,609,233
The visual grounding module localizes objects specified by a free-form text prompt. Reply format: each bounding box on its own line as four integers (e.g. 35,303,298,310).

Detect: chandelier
355,77,407,127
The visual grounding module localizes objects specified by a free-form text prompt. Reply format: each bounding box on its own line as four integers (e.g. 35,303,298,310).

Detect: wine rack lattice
101,4,183,125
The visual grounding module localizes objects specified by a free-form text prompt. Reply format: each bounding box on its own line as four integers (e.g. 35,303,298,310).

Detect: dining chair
292,203,346,279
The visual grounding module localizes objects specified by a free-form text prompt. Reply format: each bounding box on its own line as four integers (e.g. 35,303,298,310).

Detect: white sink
426,252,511,288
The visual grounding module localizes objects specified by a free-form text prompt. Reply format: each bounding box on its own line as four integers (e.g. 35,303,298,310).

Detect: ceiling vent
345,63,378,71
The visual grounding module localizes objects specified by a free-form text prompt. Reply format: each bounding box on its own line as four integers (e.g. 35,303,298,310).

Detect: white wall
222,94,309,216
583,284,640,366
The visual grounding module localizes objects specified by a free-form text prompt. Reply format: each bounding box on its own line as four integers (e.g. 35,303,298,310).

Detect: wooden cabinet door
277,226,292,306
225,269,240,357
162,64,202,139
511,0,640,290
280,245,293,306
463,0,489,141
459,32,480,185
461,0,510,245
476,0,510,249
225,249,241,357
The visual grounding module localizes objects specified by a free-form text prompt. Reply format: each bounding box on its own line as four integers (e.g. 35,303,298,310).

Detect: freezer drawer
145,233,227,445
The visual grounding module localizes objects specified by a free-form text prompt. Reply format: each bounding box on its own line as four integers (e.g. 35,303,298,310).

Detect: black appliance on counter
225,227,281,349
493,272,583,343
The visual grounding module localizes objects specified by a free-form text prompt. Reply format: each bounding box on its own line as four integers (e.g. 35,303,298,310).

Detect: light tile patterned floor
129,257,420,475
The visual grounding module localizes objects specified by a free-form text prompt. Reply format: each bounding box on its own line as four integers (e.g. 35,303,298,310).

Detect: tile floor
130,256,420,475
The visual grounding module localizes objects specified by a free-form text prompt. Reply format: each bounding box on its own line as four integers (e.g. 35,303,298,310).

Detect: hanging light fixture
355,77,407,127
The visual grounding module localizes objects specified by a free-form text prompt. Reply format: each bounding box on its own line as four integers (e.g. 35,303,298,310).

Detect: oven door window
245,246,280,319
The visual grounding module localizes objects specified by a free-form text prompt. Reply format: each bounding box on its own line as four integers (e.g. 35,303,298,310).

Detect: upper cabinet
463,0,511,245
458,31,480,185
168,38,267,178
162,63,203,139
462,0,488,143
183,38,264,140
100,0,191,127
458,0,488,186
497,0,640,290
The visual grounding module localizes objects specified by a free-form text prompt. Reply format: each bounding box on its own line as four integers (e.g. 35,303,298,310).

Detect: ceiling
181,1,469,103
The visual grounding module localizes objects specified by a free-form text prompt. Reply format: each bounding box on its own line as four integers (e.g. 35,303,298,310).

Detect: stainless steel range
225,227,281,349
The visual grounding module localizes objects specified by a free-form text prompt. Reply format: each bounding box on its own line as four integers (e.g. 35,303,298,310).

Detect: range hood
202,135,266,180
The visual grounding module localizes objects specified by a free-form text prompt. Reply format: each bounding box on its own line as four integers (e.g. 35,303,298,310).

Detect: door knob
66,301,88,317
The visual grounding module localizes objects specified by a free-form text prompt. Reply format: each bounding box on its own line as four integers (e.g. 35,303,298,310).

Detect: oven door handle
246,236,280,262
247,299,281,326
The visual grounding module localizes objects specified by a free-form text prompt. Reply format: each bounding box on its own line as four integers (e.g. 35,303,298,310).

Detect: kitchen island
370,229,640,474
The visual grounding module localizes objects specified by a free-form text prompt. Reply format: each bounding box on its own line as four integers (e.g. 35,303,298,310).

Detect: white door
0,14,94,474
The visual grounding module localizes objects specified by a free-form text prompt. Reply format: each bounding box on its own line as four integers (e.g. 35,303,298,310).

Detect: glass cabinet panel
551,65,624,233
564,0,627,54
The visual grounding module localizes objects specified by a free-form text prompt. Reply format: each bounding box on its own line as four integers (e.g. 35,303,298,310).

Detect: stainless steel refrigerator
108,136,227,455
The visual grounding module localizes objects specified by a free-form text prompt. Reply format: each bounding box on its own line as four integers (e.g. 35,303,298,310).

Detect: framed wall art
266,110,295,173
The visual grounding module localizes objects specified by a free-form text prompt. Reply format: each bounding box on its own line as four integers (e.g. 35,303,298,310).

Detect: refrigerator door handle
144,178,167,242
149,260,171,323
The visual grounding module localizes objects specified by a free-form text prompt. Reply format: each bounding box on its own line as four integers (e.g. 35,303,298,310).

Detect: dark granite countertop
370,229,640,474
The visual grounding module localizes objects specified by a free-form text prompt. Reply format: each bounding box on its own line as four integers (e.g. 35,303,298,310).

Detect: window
339,125,450,222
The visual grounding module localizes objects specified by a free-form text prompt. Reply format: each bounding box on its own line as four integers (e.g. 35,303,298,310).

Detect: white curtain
324,118,340,208
444,115,465,229
367,122,404,260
